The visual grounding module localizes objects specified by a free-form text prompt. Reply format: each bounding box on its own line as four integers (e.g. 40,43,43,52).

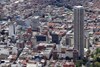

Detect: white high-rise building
9,25,15,36
31,16,40,31
74,6,84,59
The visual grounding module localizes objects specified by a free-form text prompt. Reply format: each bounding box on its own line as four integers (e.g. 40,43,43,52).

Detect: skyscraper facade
9,25,15,36
74,6,84,59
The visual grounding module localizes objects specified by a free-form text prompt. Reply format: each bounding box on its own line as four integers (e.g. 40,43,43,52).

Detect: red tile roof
89,23,95,26
53,28,57,31
93,1,100,7
21,60,26,64
94,32,100,35
31,2,36,5
47,23,55,26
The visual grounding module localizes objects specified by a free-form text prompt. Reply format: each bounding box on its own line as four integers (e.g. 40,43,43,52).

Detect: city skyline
0,0,100,67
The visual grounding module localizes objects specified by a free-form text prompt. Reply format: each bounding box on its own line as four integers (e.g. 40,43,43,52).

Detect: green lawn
89,35,93,37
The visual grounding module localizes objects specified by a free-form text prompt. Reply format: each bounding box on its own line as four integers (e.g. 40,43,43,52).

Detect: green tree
96,48,99,52
94,62,100,67
89,35,93,37
78,60,83,66
86,49,91,59
95,52,98,55
91,53,94,58
75,63,80,67
85,9,88,12
75,60,83,67
97,57,100,62
57,66,61,67
65,5,72,9
0,17,2,21
94,55,99,59
95,48,100,55
87,49,91,55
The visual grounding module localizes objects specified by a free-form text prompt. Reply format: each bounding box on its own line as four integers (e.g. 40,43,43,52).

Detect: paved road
45,56,53,67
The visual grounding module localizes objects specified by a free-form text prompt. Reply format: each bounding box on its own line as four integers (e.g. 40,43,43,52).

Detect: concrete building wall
74,6,84,59
31,16,40,31
65,50,73,58
0,55,8,59
9,25,14,36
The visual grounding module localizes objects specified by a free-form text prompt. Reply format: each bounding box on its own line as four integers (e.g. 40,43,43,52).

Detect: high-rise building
74,6,84,59
51,33,61,44
9,25,15,36
66,36,70,45
31,16,40,31
84,37,89,49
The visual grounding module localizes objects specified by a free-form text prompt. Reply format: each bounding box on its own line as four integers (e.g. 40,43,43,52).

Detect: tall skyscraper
74,6,84,59
9,25,15,36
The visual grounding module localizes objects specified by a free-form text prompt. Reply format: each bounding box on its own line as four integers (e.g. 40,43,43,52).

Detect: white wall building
9,25,15,36
12,47,18,54
31,16,40,31
65,49,73,58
